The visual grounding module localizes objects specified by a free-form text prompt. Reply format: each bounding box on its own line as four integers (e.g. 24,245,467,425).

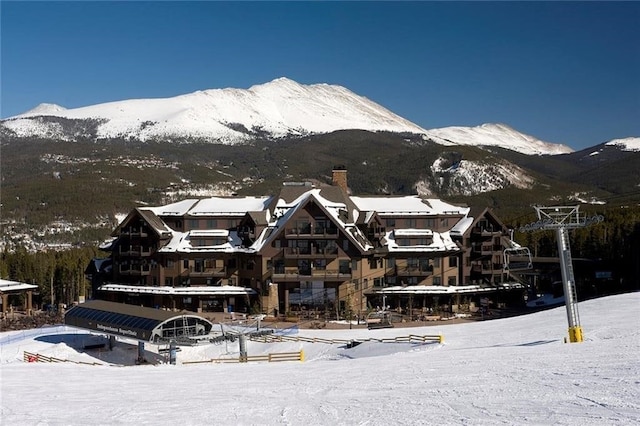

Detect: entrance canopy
374,282,524,295
97,284,256,296
64,300,214,343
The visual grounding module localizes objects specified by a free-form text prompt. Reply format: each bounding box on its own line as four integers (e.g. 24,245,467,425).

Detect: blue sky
1,1,638,150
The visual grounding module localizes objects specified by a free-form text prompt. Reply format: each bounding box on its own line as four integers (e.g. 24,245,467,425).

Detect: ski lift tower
520,205,603,343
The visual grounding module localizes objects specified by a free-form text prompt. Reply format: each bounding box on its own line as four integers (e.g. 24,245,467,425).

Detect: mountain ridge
2,77,576,155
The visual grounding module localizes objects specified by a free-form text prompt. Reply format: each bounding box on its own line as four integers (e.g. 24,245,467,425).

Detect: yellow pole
568,326,583,343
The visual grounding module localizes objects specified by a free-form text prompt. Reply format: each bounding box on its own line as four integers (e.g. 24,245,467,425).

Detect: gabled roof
464,207,508,234
251,189,373,253
111,208,172,238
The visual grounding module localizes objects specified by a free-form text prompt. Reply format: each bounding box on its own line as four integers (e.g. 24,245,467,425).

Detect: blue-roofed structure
64,300,214,343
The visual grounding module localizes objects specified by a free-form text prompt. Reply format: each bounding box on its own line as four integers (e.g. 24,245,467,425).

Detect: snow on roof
450,216,474,236
250,189,372,252
188,196,272,216
351,196,469,216
393,229,434,237
384,231,459,253
158,231,244,253
0,279,39,292
143,199,199,216
189,230,229,237
377,282,524,295
98,284,256,296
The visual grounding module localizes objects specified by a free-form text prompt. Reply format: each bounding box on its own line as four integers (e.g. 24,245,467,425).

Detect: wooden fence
249,333,444,345
23,351,102,366
183,350,304,365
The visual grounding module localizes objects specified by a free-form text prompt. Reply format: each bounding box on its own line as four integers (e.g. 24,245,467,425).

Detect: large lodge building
88,168,527,319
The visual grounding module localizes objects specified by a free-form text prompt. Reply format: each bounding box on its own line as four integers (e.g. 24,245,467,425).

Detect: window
433,276,441,286
194,259,204,273
405,218,416,228
313,259,326,270
386,218,396,227
433,258,441,268
352,260,358,271
343,240,349,251
449,257,458,267
448,276,457,286
440,218,448,228
296,220,310,234
183,259,189,269
388,257,396,267
339,260,351,274
165,277,173,286
166,259,174,268
373,277,384,287
353,279,359,290
206,219,217,228
425,218,435,229
189,219,199,230
398,238,410,246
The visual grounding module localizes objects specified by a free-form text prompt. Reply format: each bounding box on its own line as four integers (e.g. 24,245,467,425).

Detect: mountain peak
18,103,67,117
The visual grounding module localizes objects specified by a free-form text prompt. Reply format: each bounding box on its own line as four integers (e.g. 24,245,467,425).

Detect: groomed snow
1,292,639,425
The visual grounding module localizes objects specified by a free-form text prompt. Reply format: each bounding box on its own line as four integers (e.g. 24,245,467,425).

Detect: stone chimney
332,166,348,193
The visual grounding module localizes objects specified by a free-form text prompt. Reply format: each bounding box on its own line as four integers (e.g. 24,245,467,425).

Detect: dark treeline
513,206,640,290
0,247,103,308
1,206,637,310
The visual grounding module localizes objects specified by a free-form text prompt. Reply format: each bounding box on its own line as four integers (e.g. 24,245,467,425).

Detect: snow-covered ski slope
1,292,638,425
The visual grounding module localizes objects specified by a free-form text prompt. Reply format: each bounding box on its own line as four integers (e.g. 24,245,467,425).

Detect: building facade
89,169,525,318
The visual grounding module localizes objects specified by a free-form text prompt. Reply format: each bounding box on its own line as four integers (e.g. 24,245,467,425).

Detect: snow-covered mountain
604,137,640,152
427,123,573,155
2,77,573,155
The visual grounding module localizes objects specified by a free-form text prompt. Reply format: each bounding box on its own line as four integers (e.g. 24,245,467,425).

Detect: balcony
471,244,497,256
270,268,351,282
282,247,339,258
285,227,339,238
120,228,149,238
119,246,152,257
471,226,502,237
395,265,434,277
119,264,151,276
237,227,255,239
471,263,503,274
187,266,227,278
